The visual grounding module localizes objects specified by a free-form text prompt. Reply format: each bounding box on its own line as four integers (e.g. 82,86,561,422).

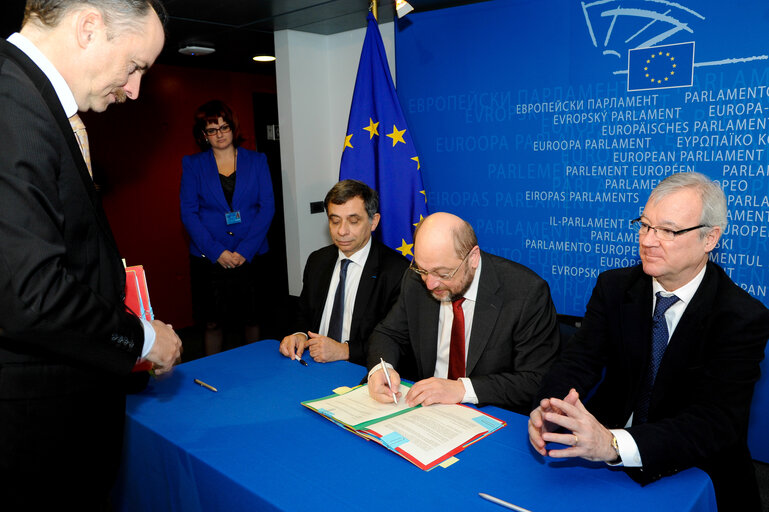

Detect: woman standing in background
180,100,275,355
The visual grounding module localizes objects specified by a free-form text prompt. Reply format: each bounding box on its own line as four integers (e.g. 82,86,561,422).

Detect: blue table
112,340,716,511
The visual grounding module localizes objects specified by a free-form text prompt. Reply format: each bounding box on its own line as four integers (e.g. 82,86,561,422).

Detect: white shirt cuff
458,377,478,404
608,429,643,467
368,360,393,379
140,318,156,358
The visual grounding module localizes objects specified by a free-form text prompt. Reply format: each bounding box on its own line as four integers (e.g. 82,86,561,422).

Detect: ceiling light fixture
252,55,276,62
178,45,215,56
396,0,414,18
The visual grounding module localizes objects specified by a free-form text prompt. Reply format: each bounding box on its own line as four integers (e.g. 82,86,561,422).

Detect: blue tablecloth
112,340,716,511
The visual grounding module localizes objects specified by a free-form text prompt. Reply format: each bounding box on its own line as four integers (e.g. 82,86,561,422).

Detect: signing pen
194,378,218,392
379,357,398,404
295,353,308,366
478,493,532,512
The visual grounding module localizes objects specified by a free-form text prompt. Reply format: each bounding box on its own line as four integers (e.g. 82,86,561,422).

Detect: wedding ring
573,434,579,446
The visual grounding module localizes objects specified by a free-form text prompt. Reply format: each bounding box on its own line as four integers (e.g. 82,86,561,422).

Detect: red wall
84,64,277,328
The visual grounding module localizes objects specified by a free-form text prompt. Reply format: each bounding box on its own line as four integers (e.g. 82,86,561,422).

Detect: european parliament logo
627,42,694,92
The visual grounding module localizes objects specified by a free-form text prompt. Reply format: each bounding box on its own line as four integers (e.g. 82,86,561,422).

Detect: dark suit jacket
0,39,143,503
294,239,409,367
367,251,560,413
180,148,275,261
537,262,769,511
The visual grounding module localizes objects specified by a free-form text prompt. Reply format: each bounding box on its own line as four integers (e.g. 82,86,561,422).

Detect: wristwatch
611,434,621,463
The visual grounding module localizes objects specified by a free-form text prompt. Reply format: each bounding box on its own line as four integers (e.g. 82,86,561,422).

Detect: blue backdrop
395,0,769,316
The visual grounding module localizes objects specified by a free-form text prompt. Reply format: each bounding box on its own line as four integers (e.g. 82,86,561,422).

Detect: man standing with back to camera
529,172,769,511
0,0,181,507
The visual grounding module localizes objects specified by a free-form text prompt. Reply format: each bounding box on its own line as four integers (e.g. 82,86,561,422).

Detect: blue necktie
635,292,679,424
327,259,351,342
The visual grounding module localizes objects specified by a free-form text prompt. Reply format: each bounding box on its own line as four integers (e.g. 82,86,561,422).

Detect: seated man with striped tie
366,212,561,413
279,180,409,366
528,172,769,512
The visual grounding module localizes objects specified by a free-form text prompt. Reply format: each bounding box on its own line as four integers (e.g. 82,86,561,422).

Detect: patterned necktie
635,292,680,424
327,259,351,342
448,297,467,380
69,113,92,177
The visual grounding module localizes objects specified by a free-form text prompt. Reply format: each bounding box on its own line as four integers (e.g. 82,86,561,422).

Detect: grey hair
24,0,167,38
452,219,478,258
647,172,728,235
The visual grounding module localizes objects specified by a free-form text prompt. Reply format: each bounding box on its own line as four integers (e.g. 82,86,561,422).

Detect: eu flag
628,42,695,92
339,12,428,259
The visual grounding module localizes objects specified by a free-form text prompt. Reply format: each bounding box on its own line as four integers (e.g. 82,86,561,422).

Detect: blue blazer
180,148,275,262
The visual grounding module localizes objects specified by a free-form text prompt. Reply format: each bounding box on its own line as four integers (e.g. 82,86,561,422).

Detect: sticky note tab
333,386,353,394
318,408,334,417
381,432,409,450
473,415,503,432
439,457,459,468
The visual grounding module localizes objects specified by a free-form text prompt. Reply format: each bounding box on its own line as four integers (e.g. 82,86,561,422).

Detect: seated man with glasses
529,172,769,511
367,212,560,413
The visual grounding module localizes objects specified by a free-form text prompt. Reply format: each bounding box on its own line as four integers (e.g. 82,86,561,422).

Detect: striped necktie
69,113,92,177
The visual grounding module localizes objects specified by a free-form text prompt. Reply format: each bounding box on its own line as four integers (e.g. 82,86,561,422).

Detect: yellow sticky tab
439,457,459,468
333,386,353,395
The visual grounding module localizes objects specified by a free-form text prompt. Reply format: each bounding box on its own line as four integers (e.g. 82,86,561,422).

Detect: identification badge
225,211,242,225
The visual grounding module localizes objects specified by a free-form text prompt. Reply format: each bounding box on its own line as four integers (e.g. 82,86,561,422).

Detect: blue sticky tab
318,408,334,417
381,432,409,450
473,415,503,432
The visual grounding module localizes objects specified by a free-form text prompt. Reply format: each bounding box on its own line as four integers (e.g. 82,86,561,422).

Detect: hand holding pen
367,358,401,404
380,358,398,404
279,333,309,365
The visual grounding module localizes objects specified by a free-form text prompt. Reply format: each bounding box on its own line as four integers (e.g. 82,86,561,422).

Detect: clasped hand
217,250,245,269
528,388,616,462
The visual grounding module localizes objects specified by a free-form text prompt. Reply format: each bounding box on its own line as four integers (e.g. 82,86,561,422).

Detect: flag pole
370,0,378,21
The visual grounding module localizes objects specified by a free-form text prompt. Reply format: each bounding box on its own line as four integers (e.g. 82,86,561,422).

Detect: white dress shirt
7,32,156,357
318,237,372,343
434,257,483,404
611,265,707,466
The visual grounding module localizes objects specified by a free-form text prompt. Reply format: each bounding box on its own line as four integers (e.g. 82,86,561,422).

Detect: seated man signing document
367,212,560,413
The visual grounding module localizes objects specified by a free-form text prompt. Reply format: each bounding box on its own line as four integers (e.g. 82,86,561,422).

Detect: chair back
748,340,769,463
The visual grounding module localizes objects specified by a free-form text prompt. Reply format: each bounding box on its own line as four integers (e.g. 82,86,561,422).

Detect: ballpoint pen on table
295,352,308,366
478,493,532,512
194,378,218,392
380,357,398,404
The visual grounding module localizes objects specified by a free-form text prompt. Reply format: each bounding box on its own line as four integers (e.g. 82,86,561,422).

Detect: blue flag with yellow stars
339,12,428,259
628,42,695,92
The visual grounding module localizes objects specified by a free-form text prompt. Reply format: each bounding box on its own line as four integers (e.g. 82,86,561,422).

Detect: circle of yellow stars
343,117,426,258
644,51,677,85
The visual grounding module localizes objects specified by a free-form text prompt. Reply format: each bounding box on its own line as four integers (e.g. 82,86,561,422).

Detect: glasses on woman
204,124,231,136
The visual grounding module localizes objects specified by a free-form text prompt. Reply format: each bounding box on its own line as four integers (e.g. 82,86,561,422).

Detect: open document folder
302,384,506,470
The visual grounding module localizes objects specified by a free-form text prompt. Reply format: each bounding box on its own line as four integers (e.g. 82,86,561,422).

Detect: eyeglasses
204,124,231,136
630,217,708,241
409,249,472,280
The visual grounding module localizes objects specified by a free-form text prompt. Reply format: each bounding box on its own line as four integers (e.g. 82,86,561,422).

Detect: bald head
413,213,480,302
414,212,477,260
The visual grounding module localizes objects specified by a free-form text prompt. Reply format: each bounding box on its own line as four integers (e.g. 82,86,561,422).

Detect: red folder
125,265,154,372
